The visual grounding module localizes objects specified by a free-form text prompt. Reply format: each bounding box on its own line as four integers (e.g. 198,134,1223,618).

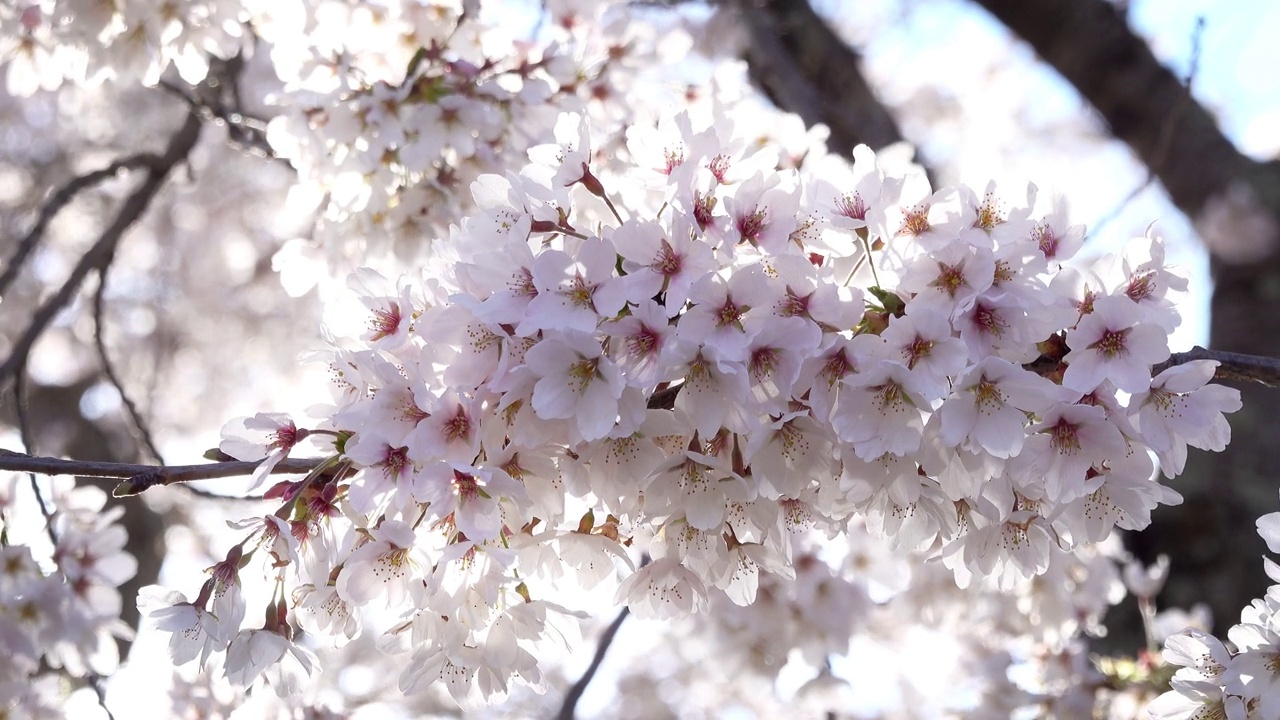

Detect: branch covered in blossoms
5,2,1265,717
108,106,1248,710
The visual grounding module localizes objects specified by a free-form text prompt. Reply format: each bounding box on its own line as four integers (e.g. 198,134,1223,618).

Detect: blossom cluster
263,0,664,271
0,0,245,93
2,0,671,276
0,476,137,711
135,107,1243,709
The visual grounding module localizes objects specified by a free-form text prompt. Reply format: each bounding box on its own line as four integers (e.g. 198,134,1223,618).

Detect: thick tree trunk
732,0,910,156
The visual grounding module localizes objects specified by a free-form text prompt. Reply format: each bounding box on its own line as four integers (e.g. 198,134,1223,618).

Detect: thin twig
0,155,155,300
0,112,202,385
556,606,632,720
92,267,166,464
12,374,57,543
0,449,332,497
156,75,288,167
87,675,116,720
556,554,652,720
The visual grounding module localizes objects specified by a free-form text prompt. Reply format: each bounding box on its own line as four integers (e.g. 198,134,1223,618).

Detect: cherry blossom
1063,295,1170,394
1133,359,1242,477
0,14,1256,709
219,413,307,492
335,520,421,609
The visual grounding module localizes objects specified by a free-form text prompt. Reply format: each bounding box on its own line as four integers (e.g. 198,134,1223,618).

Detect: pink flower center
269,424,299,450
627,325,660,357
653,240,682,277
819,349,852,388
467,323,501,352
737,208,767,243
443,406,472,442
369,303,402,340
899,205,931,237
778,287,810,317
663,148,684,175
382,446,410,479
693,191,716,229
1089,327,1130,359
705,429,731,457
568,357,600,392
777,421,808,460
567,275,594,309
1076,289,1097,318
750,347,778,380
781,498,811,527
715,298,746,329
993,259,1014,286
707,154,730,183
1049,418,1081,454
970,302,1007,338
452,470,480,501
1126,272,1155,303
1034,223,1059,258
874,381,907,413
903,337,934,369
837,192,867,220
973,377,1004,410
973,194,1002,231
930,262,966,297
511,267,537,297
290,520,313,544
379,546,410,573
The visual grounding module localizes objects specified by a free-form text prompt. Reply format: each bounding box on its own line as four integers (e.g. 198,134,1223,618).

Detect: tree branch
0,449,330,497
93,264,165,465
968,0,1279,224
156,78,287,166
11,376,56,539
0,111,202,384
556,605,630,720
0,345,1271,498
730,0,912,158
0,155,156,300
1155,346,1280,388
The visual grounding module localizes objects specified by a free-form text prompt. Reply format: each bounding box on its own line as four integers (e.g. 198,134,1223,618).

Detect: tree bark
732,0,910,156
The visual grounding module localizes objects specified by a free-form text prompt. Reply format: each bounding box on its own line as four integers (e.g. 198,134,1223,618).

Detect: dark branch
556,605,630,720
731,0,911,157
156,79,284,165
1155,346,1280,388
156,54,289,167
969,0,1276,223
0,112,202,384
0,155,155,300
12,375,57,539
0,449,332,497
647,383,682,410
92,267,165,464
